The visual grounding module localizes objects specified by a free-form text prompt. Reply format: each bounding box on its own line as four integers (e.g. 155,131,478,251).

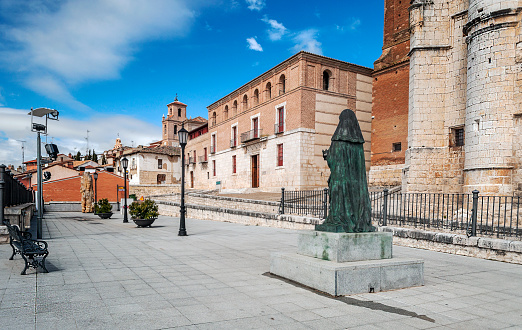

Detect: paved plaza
1,212,521,329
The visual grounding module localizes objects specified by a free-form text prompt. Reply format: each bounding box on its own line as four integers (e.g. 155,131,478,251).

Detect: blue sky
0,0,384,166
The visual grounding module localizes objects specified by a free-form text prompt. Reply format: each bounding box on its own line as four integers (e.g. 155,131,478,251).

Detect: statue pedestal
270,231,424,296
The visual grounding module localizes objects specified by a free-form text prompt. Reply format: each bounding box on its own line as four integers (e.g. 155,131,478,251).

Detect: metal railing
371,189,522,238
230,139,237,148
274,123,284,134
198,155,208,163
210,145,216,154
279,188,328,219
241,129,262,143
188,157,195,165
0,165,34,223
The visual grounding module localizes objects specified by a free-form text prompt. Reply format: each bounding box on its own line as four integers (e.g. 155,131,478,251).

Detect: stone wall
368,164,404,187
130,184,180,198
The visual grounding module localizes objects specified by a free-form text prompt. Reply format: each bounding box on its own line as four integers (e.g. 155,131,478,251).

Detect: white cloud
0,107,160,166
0,87,4,106
0,0,196,109
261,17,287,41
337,18,361,32
246,37,263,52
246,0,265,11
292,29,322,55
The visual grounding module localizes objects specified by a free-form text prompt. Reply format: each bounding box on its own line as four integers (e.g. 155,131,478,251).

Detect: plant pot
97,212,113,219
132,218,156,227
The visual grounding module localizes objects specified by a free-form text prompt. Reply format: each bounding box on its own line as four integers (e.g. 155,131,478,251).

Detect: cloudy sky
0,0,384,166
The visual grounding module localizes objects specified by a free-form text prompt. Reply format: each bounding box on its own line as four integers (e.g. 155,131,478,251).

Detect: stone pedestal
270,231,424,296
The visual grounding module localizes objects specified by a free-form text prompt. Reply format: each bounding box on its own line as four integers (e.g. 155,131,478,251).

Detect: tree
75,151,81,161
101,154,107,165
92,149,98,163
85,150,91,160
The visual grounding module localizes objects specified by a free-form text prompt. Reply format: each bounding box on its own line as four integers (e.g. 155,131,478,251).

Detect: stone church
371,0,522,195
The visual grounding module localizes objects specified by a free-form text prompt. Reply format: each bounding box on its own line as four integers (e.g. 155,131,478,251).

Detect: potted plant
95,198,113,219
128,199,159,227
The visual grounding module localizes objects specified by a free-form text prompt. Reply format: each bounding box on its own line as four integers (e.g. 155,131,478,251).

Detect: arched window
164,125,167,135
174,125,177,135
279,75,285,95
224,105,229,120
178,108,182,117
266,82,272,100
253,89,259,105
169,107,172,116
323,70,331,91
232,100,238,116
242,94,248,111
212,112,217,126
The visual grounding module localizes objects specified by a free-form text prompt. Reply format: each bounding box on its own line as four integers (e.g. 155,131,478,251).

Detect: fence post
323,188,328,219
471,190,479,237
280,187,285,214
0,165,5,224
382,189,389,226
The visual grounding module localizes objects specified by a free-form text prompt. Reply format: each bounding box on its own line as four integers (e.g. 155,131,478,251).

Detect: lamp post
121,157,129,223
93,172,98,214
178,124,188,236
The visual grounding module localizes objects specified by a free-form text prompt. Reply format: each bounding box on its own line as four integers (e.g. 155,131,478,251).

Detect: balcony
210,145,216,154
198,155,208,163
230,139,237,148
274,123,284,134
241,129,262,143
188,157,195,165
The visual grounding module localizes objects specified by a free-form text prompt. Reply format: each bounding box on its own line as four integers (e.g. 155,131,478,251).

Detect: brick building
184,51,373,192
369,0,410,187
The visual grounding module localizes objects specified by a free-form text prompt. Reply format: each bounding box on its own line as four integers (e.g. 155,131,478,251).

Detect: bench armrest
20,231,32,239
27,239,48,250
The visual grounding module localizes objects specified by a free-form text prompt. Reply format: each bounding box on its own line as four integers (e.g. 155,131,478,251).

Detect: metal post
178,144,187,236
471,190,479,237
123,170,128,223
382,189,389,226
94,175,97,215
116,185,120,211
0,165,5,224
37,131,43,239
280,187,285,214
323,188,328,219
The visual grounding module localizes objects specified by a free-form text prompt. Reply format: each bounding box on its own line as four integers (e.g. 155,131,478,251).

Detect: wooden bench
4,222,49,275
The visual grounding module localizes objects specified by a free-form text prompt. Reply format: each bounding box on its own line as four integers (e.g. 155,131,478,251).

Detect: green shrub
95,198,112,213
129,199,159,220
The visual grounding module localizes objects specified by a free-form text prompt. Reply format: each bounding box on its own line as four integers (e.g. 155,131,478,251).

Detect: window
224,105,229,120
212,160,216,176
392,142,401,152
231,125,237,147
252,117,259,138
232,100,238,116
212,112,217,126
193,150,196,161
253,89,259,105
266,82,272,99
157,174,166,184
203,147,207,161
450,126,465,147
169,108,172,116
232,155,236,174
178,108,182,117
211,134,216,153
174,125,177,135
276,107,284,133
323,70,331,91
277,144,283,166
158,159,162,169
163,125,166,135
279,75,285,95
242,94,248,111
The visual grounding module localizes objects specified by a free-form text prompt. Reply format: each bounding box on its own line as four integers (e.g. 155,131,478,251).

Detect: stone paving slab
0,211,521,329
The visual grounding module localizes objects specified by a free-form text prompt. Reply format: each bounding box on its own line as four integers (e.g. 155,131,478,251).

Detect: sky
0,0,384,167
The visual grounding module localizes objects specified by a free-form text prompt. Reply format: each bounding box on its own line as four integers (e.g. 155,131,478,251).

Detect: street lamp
92,172,98,214
121,157,129,223
28,107,59,239
178,124,189,236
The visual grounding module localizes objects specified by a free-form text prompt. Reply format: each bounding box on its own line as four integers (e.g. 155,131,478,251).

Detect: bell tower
162,94,187,146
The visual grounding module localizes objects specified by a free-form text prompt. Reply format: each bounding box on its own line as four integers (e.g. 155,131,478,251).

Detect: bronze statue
316,109,375,233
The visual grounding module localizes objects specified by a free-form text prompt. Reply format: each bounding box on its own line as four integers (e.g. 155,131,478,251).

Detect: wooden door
190,171,194,188
253,117,259,138
251,155,259,188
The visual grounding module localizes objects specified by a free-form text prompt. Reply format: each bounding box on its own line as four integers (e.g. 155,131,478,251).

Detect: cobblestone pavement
1,212,521,329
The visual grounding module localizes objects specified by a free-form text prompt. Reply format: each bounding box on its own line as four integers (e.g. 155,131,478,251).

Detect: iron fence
371,189,522,238
0,165,34,223
279,188,328,219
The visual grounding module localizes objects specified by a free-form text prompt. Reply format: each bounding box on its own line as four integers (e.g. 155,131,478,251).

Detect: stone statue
316,109,375,233
81,172,94,213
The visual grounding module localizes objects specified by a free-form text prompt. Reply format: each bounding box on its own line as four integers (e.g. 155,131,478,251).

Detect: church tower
162,95,187,146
